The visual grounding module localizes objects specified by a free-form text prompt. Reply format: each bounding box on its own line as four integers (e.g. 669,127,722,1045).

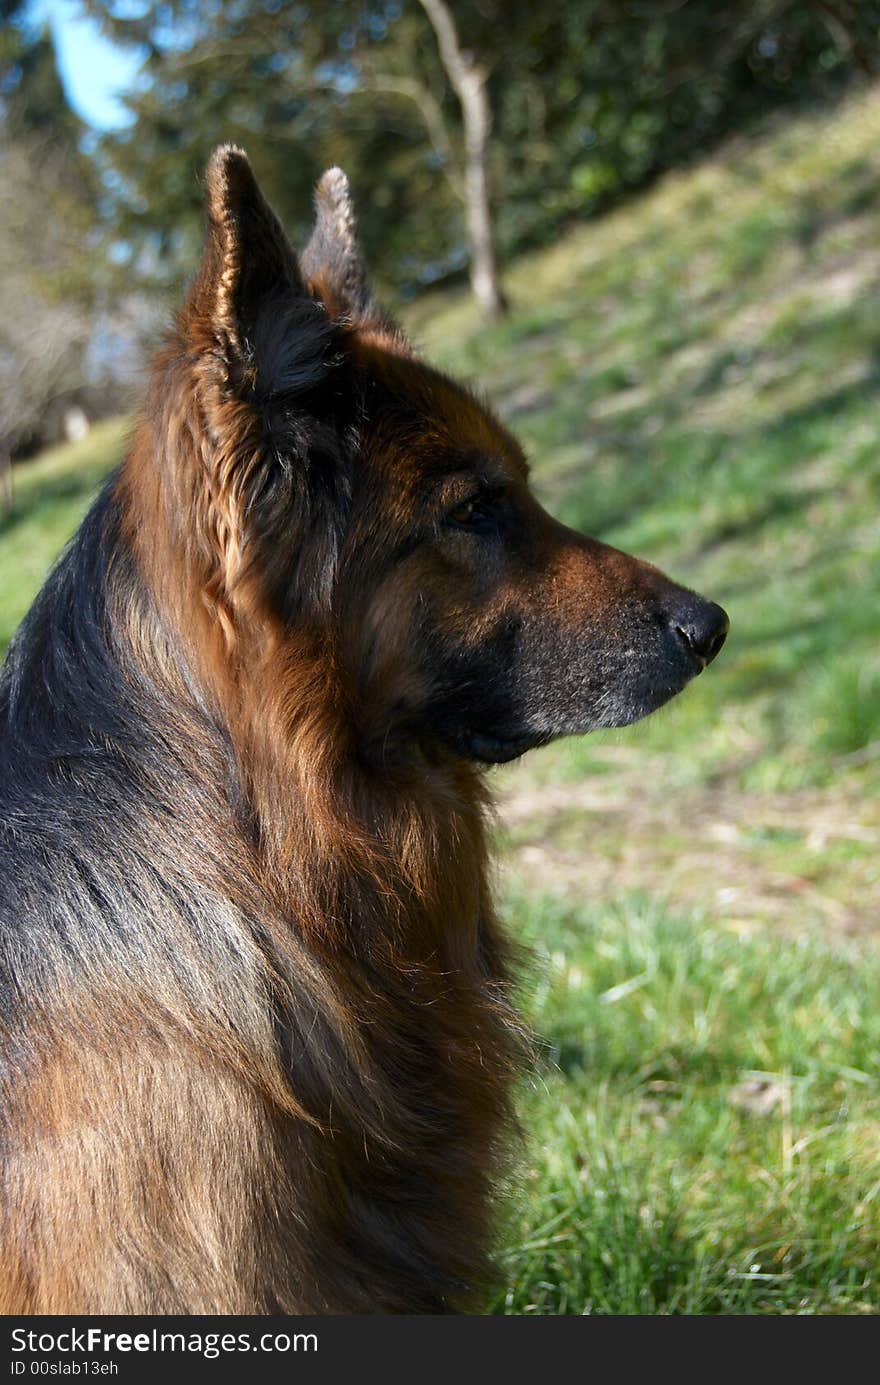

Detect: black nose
672,600,729,668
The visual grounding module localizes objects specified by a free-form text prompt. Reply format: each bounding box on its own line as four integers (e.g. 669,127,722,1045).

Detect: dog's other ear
300,167,383,325
186,143,305,358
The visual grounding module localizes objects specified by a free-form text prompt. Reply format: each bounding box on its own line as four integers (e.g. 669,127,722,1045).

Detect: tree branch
354,73,465,200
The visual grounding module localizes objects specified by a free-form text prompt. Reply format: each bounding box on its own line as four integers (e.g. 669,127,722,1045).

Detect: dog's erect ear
300,168,378,324
188,144,305,357
158,145,351,643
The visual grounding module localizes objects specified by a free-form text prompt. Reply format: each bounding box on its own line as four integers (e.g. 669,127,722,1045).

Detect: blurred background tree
79,0,880,313
0,2,98,501
2,0,880,470
0,0,155,490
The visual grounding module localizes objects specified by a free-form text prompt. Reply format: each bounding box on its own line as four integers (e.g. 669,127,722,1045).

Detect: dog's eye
446,496,496,534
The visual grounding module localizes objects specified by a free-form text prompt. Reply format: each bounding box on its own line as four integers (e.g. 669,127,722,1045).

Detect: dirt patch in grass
497,753,879,937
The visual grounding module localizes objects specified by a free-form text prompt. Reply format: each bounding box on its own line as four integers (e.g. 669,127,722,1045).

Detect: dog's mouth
425,607,729,768
446,728,549,765
436,668,701,764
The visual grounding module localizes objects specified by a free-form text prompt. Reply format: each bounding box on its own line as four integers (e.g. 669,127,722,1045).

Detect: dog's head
152,146,727,767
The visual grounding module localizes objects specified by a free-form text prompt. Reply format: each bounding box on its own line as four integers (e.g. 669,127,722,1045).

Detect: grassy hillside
3,87,880,1313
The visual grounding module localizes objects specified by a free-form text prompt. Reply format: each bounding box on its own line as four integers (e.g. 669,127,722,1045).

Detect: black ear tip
205,143,258,221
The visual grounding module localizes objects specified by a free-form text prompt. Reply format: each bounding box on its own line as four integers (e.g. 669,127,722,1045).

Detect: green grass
3,88,880,1314
0,418,130,653
495,892,880,1314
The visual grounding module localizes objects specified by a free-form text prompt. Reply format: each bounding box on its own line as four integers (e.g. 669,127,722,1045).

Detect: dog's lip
452,729,548,765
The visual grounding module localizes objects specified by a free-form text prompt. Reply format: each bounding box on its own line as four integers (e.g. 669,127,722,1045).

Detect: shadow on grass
0,454,116,540
536,350,880,549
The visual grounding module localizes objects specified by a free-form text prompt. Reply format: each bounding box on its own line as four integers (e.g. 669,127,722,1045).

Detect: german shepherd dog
0,149,728,1314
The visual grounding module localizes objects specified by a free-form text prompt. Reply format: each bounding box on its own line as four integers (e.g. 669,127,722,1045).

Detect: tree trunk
417,0,507,322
